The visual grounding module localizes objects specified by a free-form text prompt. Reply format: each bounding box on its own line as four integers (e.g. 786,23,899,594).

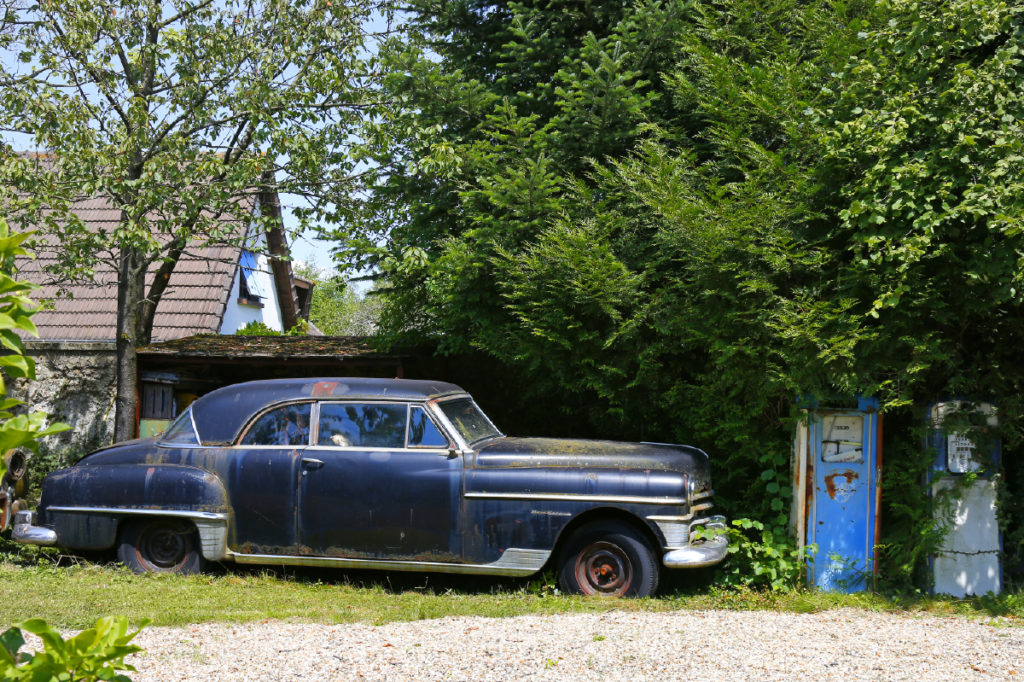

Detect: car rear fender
38,464,230,557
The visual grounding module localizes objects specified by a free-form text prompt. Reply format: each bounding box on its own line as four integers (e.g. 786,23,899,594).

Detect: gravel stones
130,608,1024,681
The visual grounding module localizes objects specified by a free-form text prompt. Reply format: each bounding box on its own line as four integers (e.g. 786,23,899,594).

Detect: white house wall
219,251,285,334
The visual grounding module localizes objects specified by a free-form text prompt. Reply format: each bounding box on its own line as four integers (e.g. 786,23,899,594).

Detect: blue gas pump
928,402,1001,597
792,397,882,592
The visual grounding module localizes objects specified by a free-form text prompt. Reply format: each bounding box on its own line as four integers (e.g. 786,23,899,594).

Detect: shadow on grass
3,537,1023,621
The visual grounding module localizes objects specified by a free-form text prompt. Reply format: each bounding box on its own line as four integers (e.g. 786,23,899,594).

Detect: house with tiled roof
13,187,316,452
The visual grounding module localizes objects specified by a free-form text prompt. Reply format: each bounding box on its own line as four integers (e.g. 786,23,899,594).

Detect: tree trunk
113,243,147,443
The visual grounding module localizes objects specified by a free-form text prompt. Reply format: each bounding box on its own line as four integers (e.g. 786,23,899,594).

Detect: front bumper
663,515,728,568
11,510,57,546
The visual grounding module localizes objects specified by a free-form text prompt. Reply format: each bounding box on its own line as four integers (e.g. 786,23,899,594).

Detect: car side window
318,403,406,448
408,406,448,448
240,403,311,446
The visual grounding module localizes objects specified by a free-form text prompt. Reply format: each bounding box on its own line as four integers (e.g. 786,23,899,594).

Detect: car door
228,402,311,554
297,401,462,561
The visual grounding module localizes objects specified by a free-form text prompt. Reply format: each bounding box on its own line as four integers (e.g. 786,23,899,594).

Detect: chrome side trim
464,492,687,505
231,547,551,577
46,506,228,521
45,506,230,561
691,489,714,502
647,517,690,548
646,514,695,522
11,511,56,547
194,519,230,561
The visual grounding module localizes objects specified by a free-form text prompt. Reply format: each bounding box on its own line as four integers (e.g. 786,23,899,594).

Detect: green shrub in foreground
0,616,148,682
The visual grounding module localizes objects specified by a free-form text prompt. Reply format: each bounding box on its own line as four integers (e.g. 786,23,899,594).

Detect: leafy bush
0,616,149,682
715,518,816,592
0,218,70,467
235,320,308,336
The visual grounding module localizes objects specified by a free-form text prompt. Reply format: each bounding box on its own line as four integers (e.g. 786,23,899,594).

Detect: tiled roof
16,196,243,342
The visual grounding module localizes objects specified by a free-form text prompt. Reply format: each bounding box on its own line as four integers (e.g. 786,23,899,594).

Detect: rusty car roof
190,377,467,445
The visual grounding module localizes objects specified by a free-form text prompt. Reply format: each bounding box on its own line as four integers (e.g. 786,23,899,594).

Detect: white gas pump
929,402,1001,597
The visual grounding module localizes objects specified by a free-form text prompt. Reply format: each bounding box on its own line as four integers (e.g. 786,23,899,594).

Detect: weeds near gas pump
711,519,816,592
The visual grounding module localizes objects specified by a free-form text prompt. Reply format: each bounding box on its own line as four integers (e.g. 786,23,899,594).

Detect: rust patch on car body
311,381,341,397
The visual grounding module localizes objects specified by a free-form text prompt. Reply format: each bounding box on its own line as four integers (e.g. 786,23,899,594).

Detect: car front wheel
117,518,205,575
557,521,659,597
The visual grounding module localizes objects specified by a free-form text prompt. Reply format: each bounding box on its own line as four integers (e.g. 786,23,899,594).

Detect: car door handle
301,458,325,469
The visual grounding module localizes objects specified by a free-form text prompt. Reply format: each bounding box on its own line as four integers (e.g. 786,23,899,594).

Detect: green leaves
718,518,816,591
0,218,70,454
0,616,150,682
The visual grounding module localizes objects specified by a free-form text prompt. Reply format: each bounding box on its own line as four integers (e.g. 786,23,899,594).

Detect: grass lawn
1,552,1022,630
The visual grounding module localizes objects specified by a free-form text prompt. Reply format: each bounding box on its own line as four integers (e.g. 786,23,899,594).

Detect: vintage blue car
14,378,727,596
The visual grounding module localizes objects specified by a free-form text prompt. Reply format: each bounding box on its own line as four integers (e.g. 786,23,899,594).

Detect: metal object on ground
792,397,882,592
928,402,1001,597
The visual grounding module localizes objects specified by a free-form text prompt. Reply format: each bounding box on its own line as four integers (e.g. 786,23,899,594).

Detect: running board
231,547,551,577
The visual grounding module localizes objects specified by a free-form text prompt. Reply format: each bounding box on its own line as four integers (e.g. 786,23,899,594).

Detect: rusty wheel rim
140,525,188,569
574,541,632,596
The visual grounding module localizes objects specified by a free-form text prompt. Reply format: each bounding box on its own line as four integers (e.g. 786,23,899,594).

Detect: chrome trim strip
649,518,690,548
304,445,449,454
464,492,687,505
46,506,228,522
231,547,550,577
45,507,230,561
155,443,223,450
189,407,200,443
646,514,695,522
691,489,714,501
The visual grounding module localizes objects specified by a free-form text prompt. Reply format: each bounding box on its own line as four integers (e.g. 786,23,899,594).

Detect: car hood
474,436,709,473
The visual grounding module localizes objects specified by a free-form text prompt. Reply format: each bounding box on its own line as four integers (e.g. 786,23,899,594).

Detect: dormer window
238,250,264,307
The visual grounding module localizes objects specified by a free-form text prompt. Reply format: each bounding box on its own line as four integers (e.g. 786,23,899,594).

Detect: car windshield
438,397,502,445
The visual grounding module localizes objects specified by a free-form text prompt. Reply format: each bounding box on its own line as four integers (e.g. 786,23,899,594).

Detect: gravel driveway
129,608,1023,681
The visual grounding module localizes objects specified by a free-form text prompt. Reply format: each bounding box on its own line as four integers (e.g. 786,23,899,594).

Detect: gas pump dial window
821,415,864,463
947,433,982,474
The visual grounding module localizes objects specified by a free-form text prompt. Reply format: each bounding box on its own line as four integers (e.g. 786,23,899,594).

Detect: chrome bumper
11,510,57,546
663,515,729,568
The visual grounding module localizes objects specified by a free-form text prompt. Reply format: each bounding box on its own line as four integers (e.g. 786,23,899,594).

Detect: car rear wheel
556,521,659,597
117,518,205,575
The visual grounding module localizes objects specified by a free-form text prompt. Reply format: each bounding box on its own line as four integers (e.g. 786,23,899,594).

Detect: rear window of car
159,408,199,445
240,403,312,446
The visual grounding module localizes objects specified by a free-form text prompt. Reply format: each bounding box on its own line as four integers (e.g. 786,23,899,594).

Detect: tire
556,521,659,597
117,518,205,575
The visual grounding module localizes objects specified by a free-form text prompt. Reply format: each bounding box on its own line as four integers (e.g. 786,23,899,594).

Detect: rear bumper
11,510,57,546
663,515,728,568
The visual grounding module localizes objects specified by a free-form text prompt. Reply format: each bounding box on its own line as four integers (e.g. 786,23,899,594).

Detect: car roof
190,377,467,445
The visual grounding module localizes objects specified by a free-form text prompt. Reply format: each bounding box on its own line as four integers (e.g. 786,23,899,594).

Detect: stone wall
13,341,117,478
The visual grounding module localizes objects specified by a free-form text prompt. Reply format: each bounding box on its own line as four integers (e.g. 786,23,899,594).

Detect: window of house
141,382,174,420
238,250,264,305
